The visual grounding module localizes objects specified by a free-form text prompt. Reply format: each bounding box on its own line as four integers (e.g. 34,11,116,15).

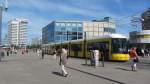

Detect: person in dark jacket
41,50,44,59
7,50,9,56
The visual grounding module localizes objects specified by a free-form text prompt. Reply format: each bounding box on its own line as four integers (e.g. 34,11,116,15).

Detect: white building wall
83,21,115,39
8,19,28,46
129,30,150,43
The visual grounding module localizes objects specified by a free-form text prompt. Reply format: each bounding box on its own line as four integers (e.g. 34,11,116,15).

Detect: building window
72,27,77,31
78,35,83,39
55,36,60,40
66,23,71,26
104,27,115,33
61,23,65,26
61,27,66,31
78,27,83,31
56,23,60,26
72,23,76,27
77,24,82,27
78,32,83,35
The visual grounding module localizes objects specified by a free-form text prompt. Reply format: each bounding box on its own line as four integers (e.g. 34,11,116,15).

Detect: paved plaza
0,52,150,84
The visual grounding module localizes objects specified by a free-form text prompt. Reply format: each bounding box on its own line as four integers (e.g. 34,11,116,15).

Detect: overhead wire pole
83,32,87,64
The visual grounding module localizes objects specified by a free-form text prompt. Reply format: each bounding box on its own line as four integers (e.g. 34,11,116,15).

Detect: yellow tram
42,34,129,61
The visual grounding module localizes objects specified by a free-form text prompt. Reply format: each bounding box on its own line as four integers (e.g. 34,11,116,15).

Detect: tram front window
112,38,128,53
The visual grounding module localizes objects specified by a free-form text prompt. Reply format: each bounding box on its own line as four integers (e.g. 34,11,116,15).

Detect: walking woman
129,47,139,71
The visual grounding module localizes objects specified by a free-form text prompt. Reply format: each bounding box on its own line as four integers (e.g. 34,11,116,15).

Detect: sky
2,0,150,42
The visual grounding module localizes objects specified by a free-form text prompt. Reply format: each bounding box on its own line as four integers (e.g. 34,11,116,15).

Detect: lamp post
61,30,62,49
67,30,71,56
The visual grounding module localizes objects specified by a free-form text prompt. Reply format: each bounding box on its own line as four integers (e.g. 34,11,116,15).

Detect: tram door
93,42,109,61
71,44,81,57
103,42,109,60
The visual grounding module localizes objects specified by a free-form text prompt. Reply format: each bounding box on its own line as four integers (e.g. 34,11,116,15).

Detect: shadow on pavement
52,71,63,77
66,66,126,84
115,67,131,71
82,64,92,66
0,60,8,63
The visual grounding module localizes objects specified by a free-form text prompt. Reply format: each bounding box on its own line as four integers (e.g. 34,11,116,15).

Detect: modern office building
42,21,83,44
129,8,150,49
83,17,115,39
42,17,116,44
8,19,28,46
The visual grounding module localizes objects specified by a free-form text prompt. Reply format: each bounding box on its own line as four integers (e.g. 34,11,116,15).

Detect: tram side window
71,44,81,51
112,38,127,53
87,42,108,51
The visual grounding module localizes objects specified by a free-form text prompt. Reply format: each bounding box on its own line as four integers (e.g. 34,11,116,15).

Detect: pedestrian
90,50,94,66
59,48,68,77
129,47,139,71
1,50,5,58
41,50,44,59
144,49,149,57
0,50,5,62
7,50,9,56
37,49,41,57
21,48,25,55
53,49,57,59
141,49,145,57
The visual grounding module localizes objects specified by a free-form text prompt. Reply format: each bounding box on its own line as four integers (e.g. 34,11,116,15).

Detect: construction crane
0,0,8,45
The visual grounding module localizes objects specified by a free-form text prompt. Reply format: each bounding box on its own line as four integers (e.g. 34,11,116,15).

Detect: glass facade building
42,21,83,44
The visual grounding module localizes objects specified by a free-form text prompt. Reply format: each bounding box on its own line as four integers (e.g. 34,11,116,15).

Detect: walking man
59,48,68,77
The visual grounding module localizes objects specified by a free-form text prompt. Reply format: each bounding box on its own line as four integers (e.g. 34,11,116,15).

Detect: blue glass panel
55,35,60,40
78,27,83,31
61,27,66,31
72,27,77,31
77,23,82,27
55,26,61,31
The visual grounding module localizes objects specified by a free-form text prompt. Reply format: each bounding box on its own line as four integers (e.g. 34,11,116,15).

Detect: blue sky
2,0,150,41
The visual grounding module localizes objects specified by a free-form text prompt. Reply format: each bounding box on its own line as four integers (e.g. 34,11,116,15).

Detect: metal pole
83,32,87,64
0,7,2,45
102,47,104,67
67,31,68,41
67,31,71,56
102,53,104,67
61,31,62,49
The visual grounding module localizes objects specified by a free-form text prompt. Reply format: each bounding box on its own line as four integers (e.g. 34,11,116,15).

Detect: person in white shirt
59,48,68,77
